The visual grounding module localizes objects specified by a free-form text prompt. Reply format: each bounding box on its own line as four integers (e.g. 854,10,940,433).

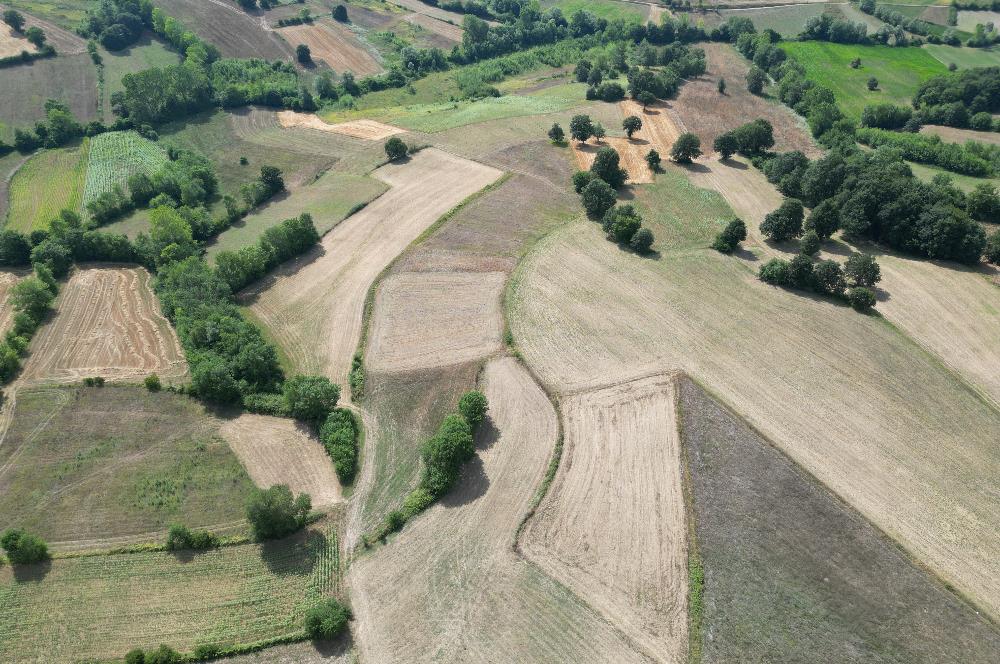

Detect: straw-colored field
277,111,405,140
279,20,382,76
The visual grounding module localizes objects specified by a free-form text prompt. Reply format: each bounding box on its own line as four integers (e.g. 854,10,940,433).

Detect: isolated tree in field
986,230,1000,265
603,204,643,244
458,390,489,429
384,136,408,161
845,253,881,287
646,149,661,172
570,114,595,142
712,218,747,253
718,77,726,94
630,227,654,254
850,57,861,69
572,170,595,193
591,146,628,188
259,165,285,196
305,598,351,639
671,132,702,164
283,374,340,424
548,122,564,143
592,123,606,143
3,9,25,32
800,230,821,256
1,528,49,564
746,65,767,95
581,179,617,218
848,286,876,311
730,118,774,155
867,76,878,91
247,484,311,540
333,4,348,22
804,199,840,239
296,43,312,64
637,91,656,109
761,198,804,242
623,115,642,138
713,132,738,160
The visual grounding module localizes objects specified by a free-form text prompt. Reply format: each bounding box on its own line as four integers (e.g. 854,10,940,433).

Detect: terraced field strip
921,124,1000,147
402,12,463,43
0,270,22,336
276,110,406,140
0,522,340,661
220,414,343,509
350,357,650,662
367,270,506,372
20,266,188,385
245,148,502,391
6,140,88,233
522,372,689,663
83,130,169,206
279,20,383,76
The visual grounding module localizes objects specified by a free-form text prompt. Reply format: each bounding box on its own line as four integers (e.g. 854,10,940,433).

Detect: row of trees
0,266,58,384
0,9,53,67
912,67,1000,129
855,127,995,176
214,212,319,293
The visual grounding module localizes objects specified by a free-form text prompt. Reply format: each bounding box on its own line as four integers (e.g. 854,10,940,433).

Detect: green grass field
781,42,947,119
83,130,169,206
0,521,340,661
541,0,645,23
923,43,1000,68
0,54,99,140
6,139,88,232
0,385,256,546
908,160,1000,192
2,0,89,29
100,34,182,123
721,5,828,37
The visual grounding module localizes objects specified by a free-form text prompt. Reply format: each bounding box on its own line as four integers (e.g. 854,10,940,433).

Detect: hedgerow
320,409,359,484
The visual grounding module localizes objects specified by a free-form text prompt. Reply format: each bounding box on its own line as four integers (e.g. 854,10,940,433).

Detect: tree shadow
11,559,52,583
627,137,650,146
680,161,711,174
734,246,759,262
720,157,748,170
439,454,489,508
259,528,327,576
475,414,500,451
308,630,355,659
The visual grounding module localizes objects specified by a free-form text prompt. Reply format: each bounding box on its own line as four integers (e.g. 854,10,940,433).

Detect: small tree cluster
602,205,654,253
759,252,880,312
712,218,747,253
282,374,340,424
1,528,49,564
165,524,218,551
716,118,775,158
320,408,359,483
305,597,351,640
246,484,312,540
124,645,181,664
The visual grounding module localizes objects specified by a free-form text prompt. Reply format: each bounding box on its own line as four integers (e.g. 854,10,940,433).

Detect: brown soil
573,137,654,184
277,110,405,140
20,266,187,385
279,20,382,76
0,270,22,335
154,0,293,60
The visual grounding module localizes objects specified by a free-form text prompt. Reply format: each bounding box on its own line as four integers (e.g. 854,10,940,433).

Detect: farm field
279,20,383,76
402,11,463,44
154,0,295,61
541,0,646,23
276,111,406,140
718,3,828,37
908,160,1000,191
0,270,22,334
20,266,188,385
0,53,98,138
82,130,169,207
781,41,947,119
244,148,502,389
98,35,182,123
924,43,1000,68
0,520,340,661
0,384,255,550
956,9,1000,31
921,123,1000,146
3,5,87,51
0,150,29,219
0,21,36,57
1,0,89,30
5,139,88,232
678,377,1000,662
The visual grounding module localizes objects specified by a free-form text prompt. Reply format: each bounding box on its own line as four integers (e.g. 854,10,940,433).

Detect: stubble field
279,20,382,76
154,0,294,60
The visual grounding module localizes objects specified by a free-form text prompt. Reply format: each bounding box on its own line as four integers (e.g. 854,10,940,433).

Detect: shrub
759,258,790,285
746,65,767,94
547,123,564,143
712,218,747,253
384,510,406,533
333,5,348,22
645,149,661,171
1,528,49,564
349,354,365,398
125,649,146,664
320,408,359,483
800,230,821,256
283,375,340,424
419,414,474,499
384,136,408,161
867,76,878,91
580,179,616,218
590,146,627,188
145,645,181,664
848,286,877,311
630,227,654,254
305,598,351,640
761,198,805,242
401,487,434,518
572,170,595,193
145,373,161,391
670,133,702,163
165,524,218,551
458,390,488,429
813,259,846,296
602,204,643,244
243,392,290,416
985,230,1000,265
246,484,311,540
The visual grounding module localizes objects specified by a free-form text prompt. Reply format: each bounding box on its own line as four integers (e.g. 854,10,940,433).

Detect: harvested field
510,190,1000,618
924,43,1000,69
367,271,505,372
521,372,689,663
573,136,653,184
153,0,294,60
0,53,98,135
6,139,88,232
0,21,35,57
921,123,1000,146
678,376,1000,662
388,0,478,25
402,11,463,43
222,639,354,664
350,357,651,663
20,266,188,385
0,385,255,550
0,150,28,225
0,270,21,334
957,9,1000,32
244,148,502,390
277,110,405,140
219,414,343,509
0,521,340,661
279,20,382,76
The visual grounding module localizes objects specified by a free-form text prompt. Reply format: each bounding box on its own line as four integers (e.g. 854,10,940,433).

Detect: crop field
957,9,1000,31
219,414,343,509
387,0,479,25
924,43,1000,68
83,130,169,207
6,139,88,233
719,4,828,37
402,12,463,44
0,520,340,661
279,20,383,76
244,148,502,390
0,384,255,550
521,372,689,662
573,136,655,184
541,0,646,23
0,21,36,58
367,271,506,372
0,53,98,139
154,0,294,61
908,160,1000,191
277,110,405,140
20,266,188,385
509,169,1000,619
3,5,87,51
0,150,29,220
350,357,653,662
780,42,947,119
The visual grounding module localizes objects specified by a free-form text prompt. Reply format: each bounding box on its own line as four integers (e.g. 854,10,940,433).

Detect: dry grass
367,271,505,372
0,21,35,57
921,123,1000,146
0,270,22,335
279,20,382,76
402,12,463,43
387,0,477,24
219,414,343,509
0,53,98,136
154,0,293,60
277,111,405,140
521,372,689,663
349,357,650,662
572,137,653,184
20,266,187,385
245,148,502,392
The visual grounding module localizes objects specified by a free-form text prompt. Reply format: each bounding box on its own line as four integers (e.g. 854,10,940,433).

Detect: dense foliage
912,67,1000,130
214,213,319,292
320,408,360,484
1,527,49,564
304,598,351,640
246,484,311,540
165,524,218,551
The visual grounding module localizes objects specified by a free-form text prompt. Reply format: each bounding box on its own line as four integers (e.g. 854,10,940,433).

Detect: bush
848,286,877,311
145,373,161,391
419,413,474,499
572,170,595,193
712,218,747,253
458,390,488,429
145,645,181,664
761,198,805,242
759,258,790,285
602,204,642,244
800,230,821,256
1,527,49,564
305,598,351,640
333,5,348,22
645,149,661,171
844,252,881,287
746,65,767,94
548,122,564,143
580,179,616,218
243,392,290,416
165,523,218,551
320,408,359,483
985,230,1000,265
630,227,655,254
125,649,146,664
384,136,408,161
246,484,311,540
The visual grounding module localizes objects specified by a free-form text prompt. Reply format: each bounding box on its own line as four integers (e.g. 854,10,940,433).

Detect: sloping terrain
6,139,88,232
154,0,294,60
276,111,405,140
0,53,98,131
279,20,382,76
0,270,22,335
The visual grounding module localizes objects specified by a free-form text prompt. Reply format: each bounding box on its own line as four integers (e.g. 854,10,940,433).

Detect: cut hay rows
277,111,405,141
0,271,22,336
367,271,505,372
0,21,35,58
0,522,340,661
245,148,502,392
521,372,688,663
510,219,1000,618
279,20,383,76
21,267,187,385
219,414,343,509
350,357,650,662
83,130,169,206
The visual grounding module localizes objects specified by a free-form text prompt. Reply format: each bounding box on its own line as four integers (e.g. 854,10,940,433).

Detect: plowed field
279,20,382,76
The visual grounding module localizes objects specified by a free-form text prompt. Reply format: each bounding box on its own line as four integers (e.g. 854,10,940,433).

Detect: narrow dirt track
349,357,652,663
521,372,689,664
244,148,502,392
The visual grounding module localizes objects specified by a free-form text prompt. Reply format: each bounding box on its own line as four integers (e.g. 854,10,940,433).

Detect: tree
966,183,1000,223
420,414,474,498
333,4,348,22
3,9,25,32
572,170,595,193
746,65,767,95
622,115,642,139
804,198,840,239
984,229,1000,264
145,374,161,392
813,260,846,296
712,218,747,253
10,277,54,320
591,146,627,188
800,230,821,256
787,254,815,289
296,44,312,64
0,230,31,266
630,227,654,253
761,198,805,242
592,123,606,142
759,258,790,285
670,133,702,164
145,645,181,664
730,118,774,155
259,165,285,196
246,484,311,540
713,133,738,160
569,114,594,142
548,123,564,143
602,205,642,244
283,374,340,423
845,253,881,287
581,179,616,218
848,286,876,311
574,59,591,83
125,649,146,664
867,76,878,91
25,26,45,47
458,390,489,428
1,528,49,564
646,149,661,172
637,91,656,109
384,136,408,161
305,598,351,639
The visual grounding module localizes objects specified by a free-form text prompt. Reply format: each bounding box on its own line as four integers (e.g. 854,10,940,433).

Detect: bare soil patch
245,148,502,390
0,21,34,57
219,414,342,509
522,372,689,663
279,20,382,76
20,266,187,385
921,123,1000,146
350,357,649,662
367,271,505,372
277,110,405,140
